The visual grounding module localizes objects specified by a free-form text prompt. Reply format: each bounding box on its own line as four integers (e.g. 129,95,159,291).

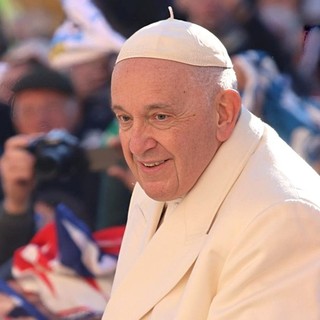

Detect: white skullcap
116,10,232,68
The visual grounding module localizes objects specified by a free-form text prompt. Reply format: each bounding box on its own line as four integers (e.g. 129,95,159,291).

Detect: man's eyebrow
112,105,125,112
112,103,171,113
146,104,171,111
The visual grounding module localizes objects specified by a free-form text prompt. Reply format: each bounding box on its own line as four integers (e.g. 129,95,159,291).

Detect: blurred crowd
0,0,318,318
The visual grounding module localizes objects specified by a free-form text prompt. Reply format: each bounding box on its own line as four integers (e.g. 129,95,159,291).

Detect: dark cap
12,65,75,96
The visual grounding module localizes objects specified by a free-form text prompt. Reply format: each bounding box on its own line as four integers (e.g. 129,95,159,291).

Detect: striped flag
12,203,124,317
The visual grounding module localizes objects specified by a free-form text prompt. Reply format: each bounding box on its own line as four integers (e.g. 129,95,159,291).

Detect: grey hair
187,66,238,104
195,67,237,90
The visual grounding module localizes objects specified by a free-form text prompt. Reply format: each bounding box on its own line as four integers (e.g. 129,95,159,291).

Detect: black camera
27,129,89,182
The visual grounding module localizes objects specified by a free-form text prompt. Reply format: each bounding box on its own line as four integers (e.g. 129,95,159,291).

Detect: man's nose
128,122,157,156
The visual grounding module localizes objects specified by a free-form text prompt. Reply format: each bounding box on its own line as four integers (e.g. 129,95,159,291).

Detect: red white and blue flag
9,203,124,318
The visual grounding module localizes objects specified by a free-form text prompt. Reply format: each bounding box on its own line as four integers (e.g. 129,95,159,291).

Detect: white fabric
49,0,125,69
116,17,233,68
103,108,320,319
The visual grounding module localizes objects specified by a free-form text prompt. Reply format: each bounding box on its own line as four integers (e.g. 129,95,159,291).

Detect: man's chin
141,183,174,202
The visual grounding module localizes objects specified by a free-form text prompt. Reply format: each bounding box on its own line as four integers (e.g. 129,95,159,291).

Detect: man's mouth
142,160,166,167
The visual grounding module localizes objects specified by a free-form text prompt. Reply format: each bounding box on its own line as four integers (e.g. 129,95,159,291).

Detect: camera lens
34,144,71,180
27,130,89,182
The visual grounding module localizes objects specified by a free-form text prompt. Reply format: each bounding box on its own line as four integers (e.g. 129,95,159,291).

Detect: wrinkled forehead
111,57,205,97
111,57,217,116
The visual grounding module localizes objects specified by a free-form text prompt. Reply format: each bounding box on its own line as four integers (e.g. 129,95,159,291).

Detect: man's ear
216,89,241,142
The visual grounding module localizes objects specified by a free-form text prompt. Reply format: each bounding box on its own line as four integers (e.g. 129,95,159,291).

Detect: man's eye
118,114,131,122
116,114,133,130
155,114,168,121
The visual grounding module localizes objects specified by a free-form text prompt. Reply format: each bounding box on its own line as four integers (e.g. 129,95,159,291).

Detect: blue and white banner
232,49,320,170
49,0,125,68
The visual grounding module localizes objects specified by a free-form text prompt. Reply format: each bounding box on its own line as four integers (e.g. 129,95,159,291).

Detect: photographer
0,66,102,268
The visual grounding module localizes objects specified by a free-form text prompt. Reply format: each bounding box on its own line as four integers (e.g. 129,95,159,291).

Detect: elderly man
102,11,320,320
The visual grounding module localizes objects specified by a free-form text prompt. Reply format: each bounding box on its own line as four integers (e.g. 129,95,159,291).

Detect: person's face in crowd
112,58,238,201
12,89,80,134
68,54,114,100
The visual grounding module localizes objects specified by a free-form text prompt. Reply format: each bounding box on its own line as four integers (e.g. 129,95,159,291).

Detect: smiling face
112,58,236,201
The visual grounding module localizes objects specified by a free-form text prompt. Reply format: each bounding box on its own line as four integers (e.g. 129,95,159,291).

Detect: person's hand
107,165,136,192
0,134,39,214
0,292,15,317
105,136,136,191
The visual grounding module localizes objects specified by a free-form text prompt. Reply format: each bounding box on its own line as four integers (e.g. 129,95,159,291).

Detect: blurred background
0,1,319,318
0,0,318,96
